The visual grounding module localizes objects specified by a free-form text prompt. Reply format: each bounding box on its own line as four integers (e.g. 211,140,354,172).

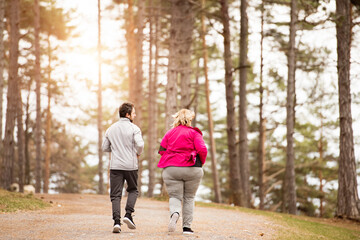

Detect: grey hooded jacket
102,118,144,170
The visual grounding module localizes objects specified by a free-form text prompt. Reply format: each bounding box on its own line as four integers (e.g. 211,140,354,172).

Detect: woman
158,109,207,235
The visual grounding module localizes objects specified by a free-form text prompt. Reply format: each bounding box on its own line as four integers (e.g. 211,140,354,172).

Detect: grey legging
162,167,204,228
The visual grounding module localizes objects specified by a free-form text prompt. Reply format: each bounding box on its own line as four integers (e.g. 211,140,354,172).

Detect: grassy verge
0,189,50,213
195,202,360,240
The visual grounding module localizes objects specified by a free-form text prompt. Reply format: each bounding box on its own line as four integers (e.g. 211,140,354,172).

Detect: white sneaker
113,224,121,233
168,212,179,232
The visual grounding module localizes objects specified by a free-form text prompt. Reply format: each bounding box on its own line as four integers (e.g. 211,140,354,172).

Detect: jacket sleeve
158,132,168,156
134,125,144,155
194,132,207,165
102,130,111,152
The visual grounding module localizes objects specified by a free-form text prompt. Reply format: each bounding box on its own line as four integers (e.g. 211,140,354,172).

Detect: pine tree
239,0,251,207
34,0,42,193
147,0,158,198
2,0,20,190
220,0,244,206
97,0,104,195
0,0,4,153
135,0,145,194
335,0,360,220
284,0,297,215
201,0,221,203
40,1,71,193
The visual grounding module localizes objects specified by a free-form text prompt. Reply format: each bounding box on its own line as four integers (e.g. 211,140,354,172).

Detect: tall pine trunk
201,0,221,203
258,0,266,210
285,0,297,215
147,0,158,198
0,0,4,152
126,0,136,102
134,0,145,125
97,0,104,194
178,0,194,109
192,59,200,128
44,86,51,193
16,81,25,192
239,0,250,207
221,0,243,206
165,0,181,129
25,85,32,185
318,118,324,217
154,4,162,194
2,0,19,190
34,0,42,193
135,0,145,194
44,36,52,194
335,0,360,220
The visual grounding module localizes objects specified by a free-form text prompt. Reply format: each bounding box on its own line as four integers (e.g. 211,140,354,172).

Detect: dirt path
0,194,278,240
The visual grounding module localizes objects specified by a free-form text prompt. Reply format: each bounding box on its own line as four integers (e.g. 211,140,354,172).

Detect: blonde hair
172,109,195,128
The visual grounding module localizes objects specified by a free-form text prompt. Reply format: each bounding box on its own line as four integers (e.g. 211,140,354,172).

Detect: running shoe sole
123,217,136,229
112,224,121,233
168,213,179,232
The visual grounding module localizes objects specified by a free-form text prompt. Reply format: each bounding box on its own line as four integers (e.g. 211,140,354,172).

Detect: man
102,102,144,233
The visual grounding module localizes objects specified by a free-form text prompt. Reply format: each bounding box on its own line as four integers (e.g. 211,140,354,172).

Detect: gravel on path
0,194,278,240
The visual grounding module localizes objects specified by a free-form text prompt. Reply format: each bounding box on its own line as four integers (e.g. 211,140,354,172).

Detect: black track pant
110,169,138,221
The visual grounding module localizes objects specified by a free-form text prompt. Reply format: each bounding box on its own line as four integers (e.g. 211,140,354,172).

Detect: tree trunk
177,0,194,109
201,0,221,203
147,0,158,198
335,0,360,220
126,0,136,102
220,0,243,206
258,0,266,210
239,0,251,207
0,0,4,150
2,0,19,190
154,4,162,195
165,0,181,130
192,59,200,128
259,118,267,209
25,85,32,185
34,0,42,193
16,81,25,192
134,0,145,126
97,0,104,194
44,36,52,194
135,0,145,195
285,0,297,215
43,88,51,193
318,118,324,217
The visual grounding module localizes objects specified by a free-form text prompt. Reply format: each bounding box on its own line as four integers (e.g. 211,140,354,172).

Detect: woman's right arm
194,133,208,165
158,132,169,156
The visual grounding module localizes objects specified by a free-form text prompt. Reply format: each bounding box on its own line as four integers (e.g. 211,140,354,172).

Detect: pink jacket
158,125,208,168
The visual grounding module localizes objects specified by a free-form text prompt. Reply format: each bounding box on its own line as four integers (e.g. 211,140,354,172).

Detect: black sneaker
183,227,194,235
113,220,121,233
123,213,136,229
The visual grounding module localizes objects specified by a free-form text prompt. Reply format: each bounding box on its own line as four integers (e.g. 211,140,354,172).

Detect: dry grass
0,189,50,213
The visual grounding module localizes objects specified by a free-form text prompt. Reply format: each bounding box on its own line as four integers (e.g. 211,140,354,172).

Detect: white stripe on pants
162,166,204,228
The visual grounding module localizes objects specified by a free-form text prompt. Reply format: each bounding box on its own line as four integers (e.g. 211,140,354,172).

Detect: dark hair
119,102,134,118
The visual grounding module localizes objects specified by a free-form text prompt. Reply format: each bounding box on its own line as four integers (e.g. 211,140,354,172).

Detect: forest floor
0,193,359,240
